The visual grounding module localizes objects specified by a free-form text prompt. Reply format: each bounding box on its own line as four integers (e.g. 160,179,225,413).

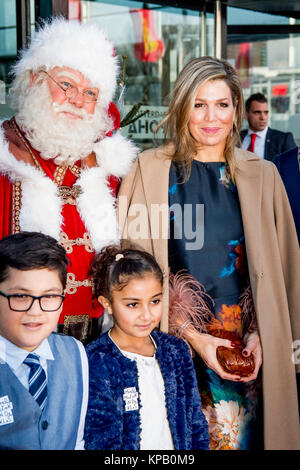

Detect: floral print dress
168,160,263,450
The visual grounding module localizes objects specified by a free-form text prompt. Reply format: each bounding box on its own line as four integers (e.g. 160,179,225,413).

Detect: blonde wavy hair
156,56,244,183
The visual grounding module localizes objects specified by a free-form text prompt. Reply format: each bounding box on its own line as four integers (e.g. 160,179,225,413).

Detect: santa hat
12,17,119,110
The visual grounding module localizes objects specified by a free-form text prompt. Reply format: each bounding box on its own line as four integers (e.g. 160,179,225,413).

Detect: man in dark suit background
240,92,296,161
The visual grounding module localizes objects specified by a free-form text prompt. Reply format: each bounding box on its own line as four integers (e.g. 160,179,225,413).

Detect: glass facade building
2,0,300,148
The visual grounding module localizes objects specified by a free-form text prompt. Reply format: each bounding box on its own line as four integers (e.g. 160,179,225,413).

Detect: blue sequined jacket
84,330,209,450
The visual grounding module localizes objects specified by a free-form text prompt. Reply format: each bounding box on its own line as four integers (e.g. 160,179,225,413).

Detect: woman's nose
205,105,216,121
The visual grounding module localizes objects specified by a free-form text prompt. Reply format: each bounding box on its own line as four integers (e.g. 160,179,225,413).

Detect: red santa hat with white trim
14,17,118,110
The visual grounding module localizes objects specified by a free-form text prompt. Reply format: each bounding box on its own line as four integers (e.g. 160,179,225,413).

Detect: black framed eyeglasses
0,290,65,312
42,70,99,103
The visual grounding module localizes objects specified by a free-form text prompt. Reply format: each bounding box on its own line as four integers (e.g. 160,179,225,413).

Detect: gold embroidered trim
63,314,89,341
12,181,21,234
60,232,93,253
69,164,80,178
54,164,80,185
54,166,68,186
57,185,82,205
66,272,93,295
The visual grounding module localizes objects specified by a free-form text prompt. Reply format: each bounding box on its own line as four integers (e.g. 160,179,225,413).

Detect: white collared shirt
242,126,269,158
0,335,53,390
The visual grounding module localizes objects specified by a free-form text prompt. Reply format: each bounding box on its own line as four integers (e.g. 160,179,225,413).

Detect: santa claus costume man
0,18,138,343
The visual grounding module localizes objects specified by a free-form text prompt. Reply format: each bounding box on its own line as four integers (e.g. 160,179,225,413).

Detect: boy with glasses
0,232,88,449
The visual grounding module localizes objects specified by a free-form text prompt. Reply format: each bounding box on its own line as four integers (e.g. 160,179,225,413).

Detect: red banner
235,43,250,88
272,84,287,96
130,9,164,62
69,0,82,21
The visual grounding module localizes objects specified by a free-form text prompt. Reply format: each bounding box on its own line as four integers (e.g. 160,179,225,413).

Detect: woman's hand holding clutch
185,329,243,381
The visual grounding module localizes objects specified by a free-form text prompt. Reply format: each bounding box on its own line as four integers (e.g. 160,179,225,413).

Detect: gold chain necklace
10,117,43,171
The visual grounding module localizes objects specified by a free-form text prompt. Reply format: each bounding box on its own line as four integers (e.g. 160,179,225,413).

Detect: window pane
227,6,300,146
0,0,37,119
0,0,16,117
228,6,290,25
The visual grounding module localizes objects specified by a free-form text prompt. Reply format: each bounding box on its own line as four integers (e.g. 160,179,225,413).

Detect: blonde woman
118,57,300,450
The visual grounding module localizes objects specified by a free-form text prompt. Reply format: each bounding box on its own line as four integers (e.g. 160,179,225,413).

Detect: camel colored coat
117,145,300,450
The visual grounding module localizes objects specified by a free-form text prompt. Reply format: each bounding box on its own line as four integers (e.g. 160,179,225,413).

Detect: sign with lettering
121,106,167,140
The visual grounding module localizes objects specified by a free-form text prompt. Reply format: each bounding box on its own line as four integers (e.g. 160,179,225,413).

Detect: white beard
15,80,113,166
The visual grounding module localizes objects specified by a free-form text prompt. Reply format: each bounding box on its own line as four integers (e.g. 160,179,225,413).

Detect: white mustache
52,102,91,120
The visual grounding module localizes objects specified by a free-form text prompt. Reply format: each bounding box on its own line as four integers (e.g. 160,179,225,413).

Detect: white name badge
0,395,14,425
123,387,138,412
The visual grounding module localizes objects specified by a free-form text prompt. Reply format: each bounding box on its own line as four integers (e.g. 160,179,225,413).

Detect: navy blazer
273,146,300,246
84,330,209,450
240,127,296,161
